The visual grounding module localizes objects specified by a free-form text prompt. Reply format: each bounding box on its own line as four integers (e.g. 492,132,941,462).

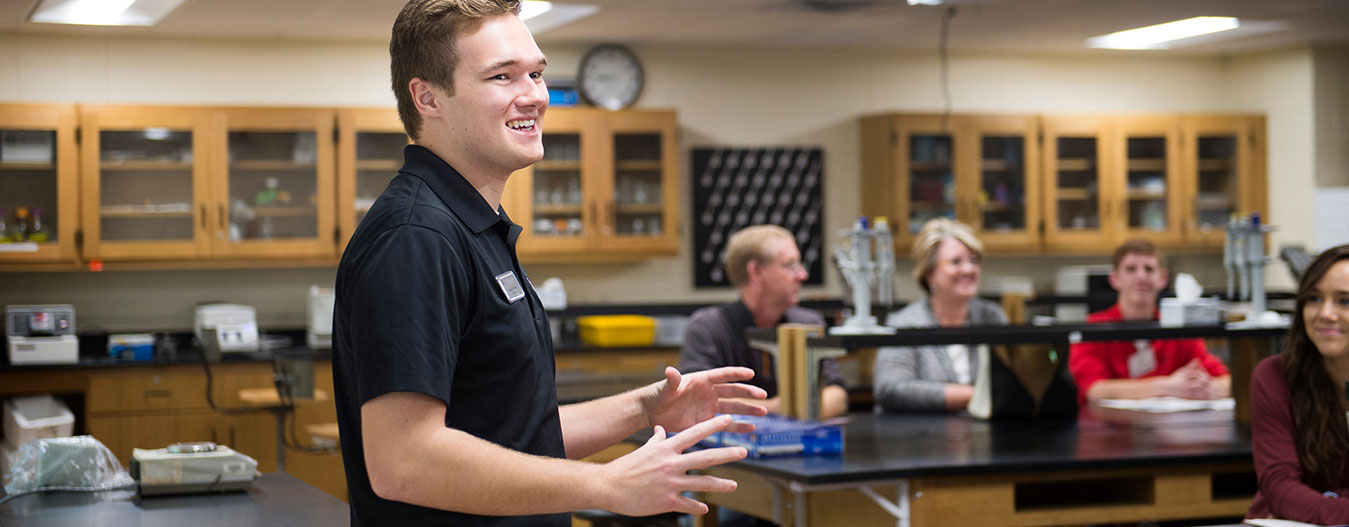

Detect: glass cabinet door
532,131,586,239
905,133,956,235
353,131,407,226
612,132,664,238
81,107,210,261
1181,116,1261,246
964,115,1039,250
1042,116,1111,251
216,109,335,258
337,108,407,252
602,110,678,253
0,104,77,264
1116,117,1182,245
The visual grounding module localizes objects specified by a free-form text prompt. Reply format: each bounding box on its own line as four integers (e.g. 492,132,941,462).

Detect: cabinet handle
219,204,225,230
228,426,236,447
142,389,170,399
200,204,207,230
210,427,218,444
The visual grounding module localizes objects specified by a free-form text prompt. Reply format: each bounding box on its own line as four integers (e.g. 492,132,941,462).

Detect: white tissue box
1159,298,1222,327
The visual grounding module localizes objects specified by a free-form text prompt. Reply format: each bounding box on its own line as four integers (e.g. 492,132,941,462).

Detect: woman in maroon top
1249,244,1349,524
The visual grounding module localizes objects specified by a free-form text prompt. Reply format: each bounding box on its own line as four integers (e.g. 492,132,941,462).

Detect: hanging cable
938,5,958,131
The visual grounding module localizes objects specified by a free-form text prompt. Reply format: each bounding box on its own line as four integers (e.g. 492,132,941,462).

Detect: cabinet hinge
332,128,340,144
75,229,84,247
75,127,82,145
334,226,342,245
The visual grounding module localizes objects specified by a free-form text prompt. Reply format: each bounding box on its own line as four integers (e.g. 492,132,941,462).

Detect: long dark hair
1284,244,1349,487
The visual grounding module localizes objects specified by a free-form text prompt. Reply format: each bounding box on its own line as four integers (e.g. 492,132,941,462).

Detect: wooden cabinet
860,114,1039,252
80,106,336,262
863,112,1265,255
83,362,280,471
336,108,408,252
505,107,679,261
1180,115,1267,247
0,104,80,264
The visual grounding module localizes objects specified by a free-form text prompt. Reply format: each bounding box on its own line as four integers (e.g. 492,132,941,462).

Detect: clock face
578,45,644,111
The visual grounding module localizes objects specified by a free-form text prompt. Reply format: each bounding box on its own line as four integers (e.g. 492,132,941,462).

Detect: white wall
0,33,1321,330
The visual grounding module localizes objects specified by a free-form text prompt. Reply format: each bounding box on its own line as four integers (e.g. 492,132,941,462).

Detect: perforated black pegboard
691,147,824,288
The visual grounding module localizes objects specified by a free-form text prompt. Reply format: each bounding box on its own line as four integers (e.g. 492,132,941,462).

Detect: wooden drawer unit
85,363,274,413
87,410,276,471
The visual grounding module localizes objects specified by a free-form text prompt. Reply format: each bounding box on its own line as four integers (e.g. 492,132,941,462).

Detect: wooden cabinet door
211,107,336,259
79,105,213,261
599,109,679,254
1114,115,1183,246
1042,115,1115,252
0,103,79,265
336,108,407,254
961,114,1040,252
86,411,275,472
892,115,957,248
509,107,594,253
1180,115,1266,247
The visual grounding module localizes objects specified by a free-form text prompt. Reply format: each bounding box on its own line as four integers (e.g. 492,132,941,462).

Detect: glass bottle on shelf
0,208,9,242
13,207,29,242
28,207,48,242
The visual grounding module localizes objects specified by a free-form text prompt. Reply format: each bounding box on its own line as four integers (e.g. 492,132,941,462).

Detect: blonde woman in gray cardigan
874,218,1008,412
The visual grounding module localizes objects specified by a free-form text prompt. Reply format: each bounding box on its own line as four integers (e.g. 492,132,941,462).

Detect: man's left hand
643,367,767,434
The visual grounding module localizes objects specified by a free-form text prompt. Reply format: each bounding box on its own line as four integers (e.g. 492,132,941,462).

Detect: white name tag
1127,340,1157,379
495,270,526,304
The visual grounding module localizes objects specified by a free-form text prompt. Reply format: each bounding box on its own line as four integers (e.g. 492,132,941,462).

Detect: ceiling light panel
29,0,186,27
1088,16,1240,50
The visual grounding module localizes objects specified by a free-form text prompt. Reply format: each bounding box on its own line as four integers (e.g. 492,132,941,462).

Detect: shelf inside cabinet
616,160,662,171
1198,159,1236,171
1056,159,1095,172
1056,188,1095,201
100,209,193,219
253,205,317,217
910,202,953,212
1127,159,1165,171
534,204,583,215
910,161,953,172
230,160,316,171
356,159,402,171
100,160,193,171
1126,190,1167,200
0,162,55,171
615,203,663,214
981,159,1018,171
535,160,582,171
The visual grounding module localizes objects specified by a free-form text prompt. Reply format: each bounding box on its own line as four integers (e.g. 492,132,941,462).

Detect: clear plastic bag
2,435,134,500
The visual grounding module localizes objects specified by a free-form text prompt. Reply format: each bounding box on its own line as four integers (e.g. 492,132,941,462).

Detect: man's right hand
597,414,747,516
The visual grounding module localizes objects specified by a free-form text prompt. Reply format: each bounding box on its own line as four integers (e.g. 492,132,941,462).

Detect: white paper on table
1097,396,1235,413
1245,518,1341,527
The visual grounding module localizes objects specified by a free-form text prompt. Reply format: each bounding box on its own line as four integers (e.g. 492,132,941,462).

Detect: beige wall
1313,46,1349,188
0,33,1324,330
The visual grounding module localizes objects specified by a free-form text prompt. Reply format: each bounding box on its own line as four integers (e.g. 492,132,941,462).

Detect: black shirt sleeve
344,225,470,408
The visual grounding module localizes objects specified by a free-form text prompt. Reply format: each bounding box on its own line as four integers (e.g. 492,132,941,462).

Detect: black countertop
703,408,1250,485
748,320,1288,349
0,472,348,527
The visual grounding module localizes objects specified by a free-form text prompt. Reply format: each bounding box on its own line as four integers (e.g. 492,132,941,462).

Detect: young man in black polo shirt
332,1,767,526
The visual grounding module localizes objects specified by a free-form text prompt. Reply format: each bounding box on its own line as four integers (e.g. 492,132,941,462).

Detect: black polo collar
399,144,506,236
728,300,792,329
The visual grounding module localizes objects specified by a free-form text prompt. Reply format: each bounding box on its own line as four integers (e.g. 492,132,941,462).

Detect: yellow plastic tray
576,315,657,347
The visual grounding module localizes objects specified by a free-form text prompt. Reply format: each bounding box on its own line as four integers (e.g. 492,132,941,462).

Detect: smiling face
425,13,548,179
1307,260,1349,360
1109,252,1168,309
925,238,981,303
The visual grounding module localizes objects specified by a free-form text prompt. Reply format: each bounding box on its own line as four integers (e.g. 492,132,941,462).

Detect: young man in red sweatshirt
1068,239,1230,405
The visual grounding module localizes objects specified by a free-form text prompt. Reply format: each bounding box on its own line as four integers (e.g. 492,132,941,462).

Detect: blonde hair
390,0,522,141
725,225,794,287
911,218,983,293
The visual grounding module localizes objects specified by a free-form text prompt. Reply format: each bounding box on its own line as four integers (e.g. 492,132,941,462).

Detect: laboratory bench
690,408,1254,527
0,471,348,526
